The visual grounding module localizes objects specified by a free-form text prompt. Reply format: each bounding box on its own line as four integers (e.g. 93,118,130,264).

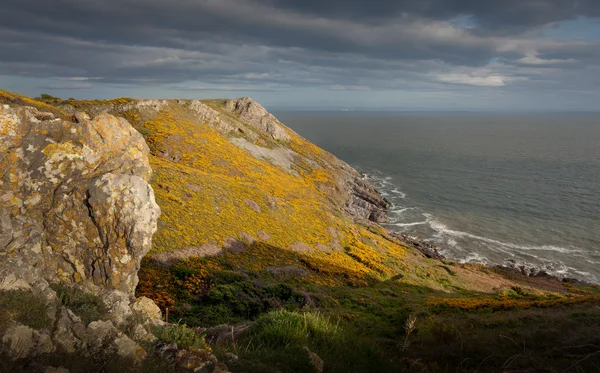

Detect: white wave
390,188,406,198
423,214,584,255
461,252,489,264
389,207,415,214
562,265,593,278
361,169,598,284
544,264,598,283
390,221,428,227
364,173,406,199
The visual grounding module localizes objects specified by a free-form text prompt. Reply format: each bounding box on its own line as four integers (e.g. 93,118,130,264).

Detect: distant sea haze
277,111,600,283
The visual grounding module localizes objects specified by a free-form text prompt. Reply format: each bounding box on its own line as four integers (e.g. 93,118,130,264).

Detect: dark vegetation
51,284,109,324
0,290,50,333
139,252,600,373
0,349,179,373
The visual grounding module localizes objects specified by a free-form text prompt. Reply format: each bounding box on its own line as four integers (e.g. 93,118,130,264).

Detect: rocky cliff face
220,97,390,221
51,96,390,258
222,97,291,142
0,105,160,295
0,97,164,367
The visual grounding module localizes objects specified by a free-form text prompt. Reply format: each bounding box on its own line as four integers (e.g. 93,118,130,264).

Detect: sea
275,111,600,283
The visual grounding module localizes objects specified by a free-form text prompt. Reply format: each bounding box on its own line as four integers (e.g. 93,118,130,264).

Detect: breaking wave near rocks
364,170,598,284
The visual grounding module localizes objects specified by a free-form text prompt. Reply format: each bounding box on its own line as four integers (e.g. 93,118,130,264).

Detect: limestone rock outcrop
187,100,238,134
345,175,391,223
0,104,160,295
223,97,291,141
0,101,164,365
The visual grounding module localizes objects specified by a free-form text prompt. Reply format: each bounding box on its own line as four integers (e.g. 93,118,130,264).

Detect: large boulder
0,104,160,295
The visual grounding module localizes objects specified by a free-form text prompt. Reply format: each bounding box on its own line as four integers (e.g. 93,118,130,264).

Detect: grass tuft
223,309,391,373
51,284,108,324
250,309,342,349
153,323,211,351
0,290,50,332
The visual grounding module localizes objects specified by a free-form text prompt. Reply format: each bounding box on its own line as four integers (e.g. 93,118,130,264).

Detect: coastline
385,221,590,285
276,110,600,286
357,171,596,285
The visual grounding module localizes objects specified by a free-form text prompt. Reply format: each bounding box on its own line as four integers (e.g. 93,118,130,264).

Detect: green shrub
39,93,61,102
172,264,198,280
51,284,108,324
511,286,530,296
212,270,246,284
0,290,50,332
154,323,211,351
169,275,306,325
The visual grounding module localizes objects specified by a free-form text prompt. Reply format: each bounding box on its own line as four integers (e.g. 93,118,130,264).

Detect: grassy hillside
4,90,600,372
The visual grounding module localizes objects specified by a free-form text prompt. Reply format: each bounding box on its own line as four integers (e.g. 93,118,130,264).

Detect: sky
1,0,600,110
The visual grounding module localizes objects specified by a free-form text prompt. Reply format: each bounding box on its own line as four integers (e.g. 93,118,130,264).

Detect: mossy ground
11,91,600,372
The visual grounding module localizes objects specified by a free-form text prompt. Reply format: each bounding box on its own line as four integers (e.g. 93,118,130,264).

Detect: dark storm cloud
0,0,492,62
269,0,600,29
0,0,599,94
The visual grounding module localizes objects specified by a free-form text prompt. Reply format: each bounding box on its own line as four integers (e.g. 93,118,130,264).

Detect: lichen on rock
0,103,160,295
0,97,163,363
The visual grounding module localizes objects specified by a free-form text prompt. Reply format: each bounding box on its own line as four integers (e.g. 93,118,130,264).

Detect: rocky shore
389,232,589,285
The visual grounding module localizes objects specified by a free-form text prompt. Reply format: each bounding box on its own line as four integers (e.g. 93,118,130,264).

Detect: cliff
0,90,396,372
1,90,600,373
53,96,395,272
0,95,169,370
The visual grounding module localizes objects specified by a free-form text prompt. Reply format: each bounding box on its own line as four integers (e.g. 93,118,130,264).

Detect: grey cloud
0,0,599,105
41,83,93,89
171,85,288,92
0,0,588,60
267,0,600,29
